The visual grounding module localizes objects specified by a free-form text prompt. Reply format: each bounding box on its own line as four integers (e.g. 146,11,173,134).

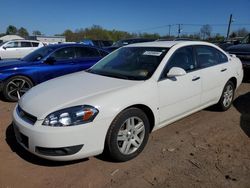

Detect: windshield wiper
87,69,143,80
98,72,130,80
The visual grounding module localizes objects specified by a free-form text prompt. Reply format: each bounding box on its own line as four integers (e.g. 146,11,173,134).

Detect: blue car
0,43,109,101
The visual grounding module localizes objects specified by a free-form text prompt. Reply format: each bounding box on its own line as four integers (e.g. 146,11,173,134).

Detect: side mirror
167,67,186,78
44,57,56,65
3,46,6,50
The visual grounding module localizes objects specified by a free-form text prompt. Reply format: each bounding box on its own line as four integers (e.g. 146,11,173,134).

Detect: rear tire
3,76,33,102
105,108,150,162
217,81,235,111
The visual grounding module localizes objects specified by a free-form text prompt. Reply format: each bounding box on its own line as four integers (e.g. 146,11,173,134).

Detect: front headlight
42,105,99,127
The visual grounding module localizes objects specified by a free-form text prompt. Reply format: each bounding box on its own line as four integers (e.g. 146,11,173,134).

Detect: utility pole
226,14,233,40
168,25,171,36
177,24,182,37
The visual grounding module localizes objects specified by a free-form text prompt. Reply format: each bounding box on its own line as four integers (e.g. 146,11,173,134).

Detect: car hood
227,44,250,53
19,71,140,119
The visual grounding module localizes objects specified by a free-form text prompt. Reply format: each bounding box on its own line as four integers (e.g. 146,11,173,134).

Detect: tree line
1,24,249,43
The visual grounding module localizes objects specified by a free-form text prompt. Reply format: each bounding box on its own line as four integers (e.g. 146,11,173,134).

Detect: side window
75,47,100,58
215,49,228,63
5,41,19,48
32,42,39,47
21,42,32,47
162,46,195,78
51,47,75,60
195,46,221,68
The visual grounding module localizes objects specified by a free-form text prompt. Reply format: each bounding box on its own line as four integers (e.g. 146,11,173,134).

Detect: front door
157,46,202,126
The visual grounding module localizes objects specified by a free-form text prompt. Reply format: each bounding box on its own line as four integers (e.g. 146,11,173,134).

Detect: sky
0,0,250,37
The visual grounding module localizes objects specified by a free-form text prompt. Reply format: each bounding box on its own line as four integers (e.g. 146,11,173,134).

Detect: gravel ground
0,80,249,188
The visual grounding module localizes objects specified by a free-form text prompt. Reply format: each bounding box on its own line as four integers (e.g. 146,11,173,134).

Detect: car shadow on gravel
243,70,250,83
233,92,250,137
5,124,89,166
0,93,9,102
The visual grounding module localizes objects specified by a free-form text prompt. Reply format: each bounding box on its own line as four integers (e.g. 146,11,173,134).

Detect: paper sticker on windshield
143,51,162,56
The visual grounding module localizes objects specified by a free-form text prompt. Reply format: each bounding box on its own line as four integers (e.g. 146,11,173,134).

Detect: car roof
126,41,216,48
9,39,42,43
46,43,109,51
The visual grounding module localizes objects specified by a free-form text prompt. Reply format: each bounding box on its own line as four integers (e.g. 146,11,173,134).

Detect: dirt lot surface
0,81,249,188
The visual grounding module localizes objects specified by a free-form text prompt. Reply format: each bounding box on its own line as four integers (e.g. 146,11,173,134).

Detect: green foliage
18,27,29,38
62,25,160,42
6,25,17,35
232,28,249,37
32,30,42,35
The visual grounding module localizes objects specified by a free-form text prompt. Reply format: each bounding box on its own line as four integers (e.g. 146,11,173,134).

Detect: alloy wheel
6,78,32,100
223,84,234,108
117,117,145,155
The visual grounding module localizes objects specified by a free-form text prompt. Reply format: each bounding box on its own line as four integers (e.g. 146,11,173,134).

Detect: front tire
105,108,150,162
217,81,235,111
3,76,33,102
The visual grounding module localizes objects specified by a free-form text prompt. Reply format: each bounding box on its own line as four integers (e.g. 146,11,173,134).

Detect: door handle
192,76,200,81
221,68,227,72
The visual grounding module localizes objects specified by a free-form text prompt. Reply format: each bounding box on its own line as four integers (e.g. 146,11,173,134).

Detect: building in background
0,35,24,43
28,35,66,44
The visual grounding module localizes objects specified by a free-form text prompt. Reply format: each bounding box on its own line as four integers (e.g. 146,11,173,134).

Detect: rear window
32,42,39,47
76,47,100,58
21,42,32,47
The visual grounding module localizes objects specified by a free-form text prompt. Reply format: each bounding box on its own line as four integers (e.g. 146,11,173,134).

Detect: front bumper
13,106,112,161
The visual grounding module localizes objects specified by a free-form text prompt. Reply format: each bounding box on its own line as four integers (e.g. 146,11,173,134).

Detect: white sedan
13,41,243,161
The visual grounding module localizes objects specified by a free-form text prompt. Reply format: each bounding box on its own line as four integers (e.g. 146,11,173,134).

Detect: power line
132,23,250,32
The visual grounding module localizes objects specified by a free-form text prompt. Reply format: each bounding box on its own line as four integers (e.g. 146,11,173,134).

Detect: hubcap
117,117,145,155
6,79,32,100
223,85,233,108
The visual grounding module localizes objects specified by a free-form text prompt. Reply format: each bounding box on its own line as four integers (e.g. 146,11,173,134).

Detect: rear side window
32,42,39,47
195,46,228,68
21,42,32,47
51,47,75,60
195,46,219,68
75,47,100,58
215,49,228,63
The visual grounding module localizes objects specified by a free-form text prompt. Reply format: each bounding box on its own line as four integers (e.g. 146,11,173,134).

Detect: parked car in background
104,38,155,52
80,39,113,48
13,41,243,162
0,40,44,60
0,43,109,101
226,33,250,73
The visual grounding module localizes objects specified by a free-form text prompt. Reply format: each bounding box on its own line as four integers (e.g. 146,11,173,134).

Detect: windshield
22,45,56,62
88,47,169,80
0,41,8,47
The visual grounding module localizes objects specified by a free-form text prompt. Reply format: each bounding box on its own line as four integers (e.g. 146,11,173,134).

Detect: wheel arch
123,104,155,133
3,74,35,85
228,77,237,89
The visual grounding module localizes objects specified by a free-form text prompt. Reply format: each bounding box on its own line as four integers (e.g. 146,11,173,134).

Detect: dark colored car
104,38,155,52
226,34,250,71
0,43,109,101
80,39,113,48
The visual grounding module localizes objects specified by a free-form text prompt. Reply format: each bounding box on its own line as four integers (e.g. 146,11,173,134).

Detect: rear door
194,45,231,106
20,42,33,58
